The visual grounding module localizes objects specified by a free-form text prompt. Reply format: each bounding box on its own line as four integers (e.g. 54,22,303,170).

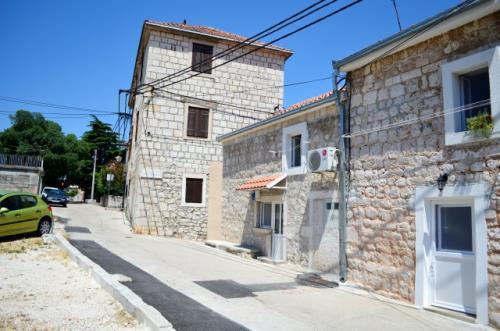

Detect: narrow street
53,204,483,331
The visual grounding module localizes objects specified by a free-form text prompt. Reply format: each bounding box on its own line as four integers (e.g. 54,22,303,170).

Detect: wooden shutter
192,43,213,74
185,178,203,203
187,106,209,138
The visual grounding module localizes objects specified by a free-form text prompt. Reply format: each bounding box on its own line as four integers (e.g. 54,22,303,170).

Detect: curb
52,233,174,331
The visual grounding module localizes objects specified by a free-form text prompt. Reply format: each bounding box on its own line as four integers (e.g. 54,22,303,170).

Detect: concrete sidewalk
54,204,486,331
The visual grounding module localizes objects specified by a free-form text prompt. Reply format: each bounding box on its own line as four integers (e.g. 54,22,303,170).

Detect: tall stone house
125,21,293,240
218,92,340,276
336,0,499,326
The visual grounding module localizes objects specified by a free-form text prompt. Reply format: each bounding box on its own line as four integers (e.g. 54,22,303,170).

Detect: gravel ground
0,237,146,330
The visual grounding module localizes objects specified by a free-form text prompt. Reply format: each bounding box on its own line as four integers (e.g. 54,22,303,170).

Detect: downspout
332,60,348,282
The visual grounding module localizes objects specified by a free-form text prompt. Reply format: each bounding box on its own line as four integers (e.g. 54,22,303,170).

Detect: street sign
106,173,115,182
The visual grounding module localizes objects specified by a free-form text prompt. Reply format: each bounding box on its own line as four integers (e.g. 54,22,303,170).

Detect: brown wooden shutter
192,43,213,74
185,178,203,203
187,107,196,137
187,106,209,138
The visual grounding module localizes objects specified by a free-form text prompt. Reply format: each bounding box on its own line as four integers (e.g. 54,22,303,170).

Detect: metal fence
0,153,43,169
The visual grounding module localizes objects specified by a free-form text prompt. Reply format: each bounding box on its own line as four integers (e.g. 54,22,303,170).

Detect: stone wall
346,13,500,325
222,104,341,271
0,166,41,194
126,29,288,240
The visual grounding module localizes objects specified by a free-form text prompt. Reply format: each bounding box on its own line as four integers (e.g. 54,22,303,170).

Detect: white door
271,203,285,261
431,203,476,314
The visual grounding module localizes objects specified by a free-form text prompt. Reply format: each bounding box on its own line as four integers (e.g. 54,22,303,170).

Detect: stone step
205,240,259,259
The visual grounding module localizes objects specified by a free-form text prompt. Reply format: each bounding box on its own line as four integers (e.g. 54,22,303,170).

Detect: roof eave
144,21,294,59
217,95,336,143
336,0,499,72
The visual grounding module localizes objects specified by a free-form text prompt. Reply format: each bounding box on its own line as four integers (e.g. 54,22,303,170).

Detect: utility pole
332,61,348,282
89,149,97,203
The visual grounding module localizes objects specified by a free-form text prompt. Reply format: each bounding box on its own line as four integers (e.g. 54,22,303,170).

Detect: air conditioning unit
307,147,339,172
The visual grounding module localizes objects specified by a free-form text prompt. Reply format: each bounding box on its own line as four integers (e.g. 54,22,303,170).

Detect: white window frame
254,195,283,230
181,173,207,207
415,183,489,325
442,46,500,145
282,122,308,175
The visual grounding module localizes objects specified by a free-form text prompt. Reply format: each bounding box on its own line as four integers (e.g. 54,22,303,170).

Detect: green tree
0,111,124,199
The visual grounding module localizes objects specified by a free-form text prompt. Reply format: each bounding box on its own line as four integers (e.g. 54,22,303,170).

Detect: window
291,135,302,167
185,178,203,204
258,202,272,228
437,206,473,252
0,196,20,211
458,69,490,132
442,46,499,145
191,43,213,74
19,195,37,209
187,106,210,139
282,122,308,175
274,204,283,234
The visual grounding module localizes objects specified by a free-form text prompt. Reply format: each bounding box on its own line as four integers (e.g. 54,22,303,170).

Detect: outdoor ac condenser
307,147,339,172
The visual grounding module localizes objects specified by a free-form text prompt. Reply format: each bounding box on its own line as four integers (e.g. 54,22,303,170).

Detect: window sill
190,71,215,80
445,129,499,146
284,165,307,176
181,202,205,208
253,227,272,234
183,135,212,142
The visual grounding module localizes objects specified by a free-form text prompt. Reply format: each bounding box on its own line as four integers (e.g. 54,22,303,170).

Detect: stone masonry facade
126,24,290,240
345,13,499,325
222,103,340,272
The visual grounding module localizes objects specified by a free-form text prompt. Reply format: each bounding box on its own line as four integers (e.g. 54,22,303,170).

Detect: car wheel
38,218,52,235
63,203,67,208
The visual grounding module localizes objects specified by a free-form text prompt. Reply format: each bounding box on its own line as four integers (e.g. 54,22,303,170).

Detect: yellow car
0,191,53,237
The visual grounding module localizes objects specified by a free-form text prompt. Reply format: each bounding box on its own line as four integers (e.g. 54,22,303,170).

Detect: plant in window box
466,112,493,138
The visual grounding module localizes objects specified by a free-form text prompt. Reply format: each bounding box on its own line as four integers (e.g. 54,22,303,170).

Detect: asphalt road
54,204,484,331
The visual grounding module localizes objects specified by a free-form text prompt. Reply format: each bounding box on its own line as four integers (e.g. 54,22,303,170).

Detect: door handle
15,213,21,217
36,210,41,213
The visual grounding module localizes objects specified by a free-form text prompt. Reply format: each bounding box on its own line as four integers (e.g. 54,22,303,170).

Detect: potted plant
467,112,493,138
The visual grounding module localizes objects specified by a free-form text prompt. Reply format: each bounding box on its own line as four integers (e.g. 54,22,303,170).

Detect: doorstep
205,240,259,259
256,256,286,265
424,306,476,324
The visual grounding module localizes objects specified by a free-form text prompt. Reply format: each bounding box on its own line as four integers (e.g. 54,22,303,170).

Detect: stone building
218,92,341,275
0,154,43,194
125,21,293,240
336,0,499,326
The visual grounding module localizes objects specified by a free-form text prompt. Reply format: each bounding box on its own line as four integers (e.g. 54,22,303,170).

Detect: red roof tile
145,21,293,55
237,173,285,191
273,90,334,117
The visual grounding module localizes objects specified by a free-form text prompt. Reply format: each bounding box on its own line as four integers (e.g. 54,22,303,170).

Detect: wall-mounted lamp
437,173,448,191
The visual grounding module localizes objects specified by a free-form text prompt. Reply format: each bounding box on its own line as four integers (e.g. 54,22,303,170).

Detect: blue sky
0,0,460,137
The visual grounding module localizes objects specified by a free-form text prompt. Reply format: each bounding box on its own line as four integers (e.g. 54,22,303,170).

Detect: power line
390,0,402,31
171,75,332,100
156,0,363,90
0,109,116,117
0,95,116,114
133,0,336,94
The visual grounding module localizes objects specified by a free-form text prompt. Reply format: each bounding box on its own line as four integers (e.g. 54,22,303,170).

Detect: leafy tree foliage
0,110,124,198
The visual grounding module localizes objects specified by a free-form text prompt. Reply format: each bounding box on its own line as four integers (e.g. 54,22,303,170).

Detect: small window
437,206,473,252
258,202,272,228
291,135,301,167
185,178,203,204
187,106,210,139
192,43,213,74
458,69,491,132
0,196,20,211
19,195,37,209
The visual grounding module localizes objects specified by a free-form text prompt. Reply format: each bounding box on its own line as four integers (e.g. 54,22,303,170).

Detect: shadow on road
69,239,249,331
